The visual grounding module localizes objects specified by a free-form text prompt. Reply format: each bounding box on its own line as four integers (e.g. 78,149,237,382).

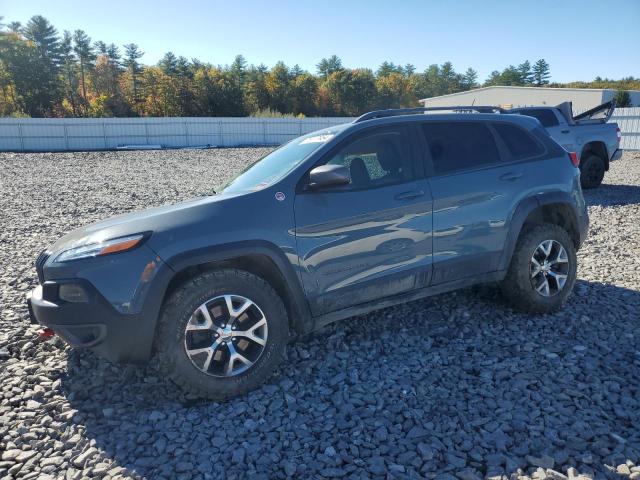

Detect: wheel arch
499,193,581,272
581,140,609,170
149,241,313,349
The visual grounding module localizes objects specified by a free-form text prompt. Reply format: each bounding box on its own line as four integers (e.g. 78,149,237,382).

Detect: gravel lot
1,149,639,480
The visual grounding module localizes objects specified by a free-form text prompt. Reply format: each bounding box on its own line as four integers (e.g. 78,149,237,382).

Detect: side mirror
308,164,350,190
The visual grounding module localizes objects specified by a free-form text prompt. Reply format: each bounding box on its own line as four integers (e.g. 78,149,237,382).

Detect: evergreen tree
73,29,95,114
106,44,120,64
376,61,400,77
460,68,478,90
59,30,79,115
403,63,416,77
517,60,533,84
159,51,178,76
613,90,631,108
316,55,343,77
265,61,291,113
123,43,144,111
21,15,61,115
7,22,22,33
532,59,551,85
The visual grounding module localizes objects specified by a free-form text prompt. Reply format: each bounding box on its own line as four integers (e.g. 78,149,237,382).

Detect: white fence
610,107,640,150
0,117,355,152
0,108,638,152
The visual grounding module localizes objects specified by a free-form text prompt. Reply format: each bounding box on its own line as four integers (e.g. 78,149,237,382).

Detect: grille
35,249,50,284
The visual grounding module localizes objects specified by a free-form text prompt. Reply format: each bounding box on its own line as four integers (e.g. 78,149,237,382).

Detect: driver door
293,124,433,316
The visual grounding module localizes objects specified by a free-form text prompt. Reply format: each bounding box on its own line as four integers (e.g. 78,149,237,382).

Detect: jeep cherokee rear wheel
155,269,288,400
501,223,577,313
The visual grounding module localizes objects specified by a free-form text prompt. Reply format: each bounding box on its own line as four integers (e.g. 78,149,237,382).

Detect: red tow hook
39,328,55,339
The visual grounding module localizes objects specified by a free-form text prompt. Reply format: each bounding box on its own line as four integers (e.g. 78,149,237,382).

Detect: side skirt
312,270,507,330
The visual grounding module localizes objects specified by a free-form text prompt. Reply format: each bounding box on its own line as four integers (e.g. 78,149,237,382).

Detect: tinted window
511,109,559,127
323,126,413,190
421,122,500,174
493,122,545,160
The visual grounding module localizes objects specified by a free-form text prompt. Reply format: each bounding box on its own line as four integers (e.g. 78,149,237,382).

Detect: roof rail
354,106,506,123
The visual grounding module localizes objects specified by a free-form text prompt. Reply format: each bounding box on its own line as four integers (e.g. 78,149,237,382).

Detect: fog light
58,284,88,303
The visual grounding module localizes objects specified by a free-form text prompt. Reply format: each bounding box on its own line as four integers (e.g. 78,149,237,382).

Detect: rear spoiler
565,100,616,124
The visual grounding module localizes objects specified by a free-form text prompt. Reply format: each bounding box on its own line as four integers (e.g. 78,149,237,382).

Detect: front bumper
27,280,155,363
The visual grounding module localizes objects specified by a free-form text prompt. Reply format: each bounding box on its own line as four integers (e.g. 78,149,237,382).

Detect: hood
50,193,238,255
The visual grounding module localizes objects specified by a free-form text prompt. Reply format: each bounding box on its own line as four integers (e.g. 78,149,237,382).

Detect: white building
420,86,640,112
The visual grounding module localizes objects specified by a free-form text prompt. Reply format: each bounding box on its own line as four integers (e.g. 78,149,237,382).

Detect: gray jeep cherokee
28,107,589,399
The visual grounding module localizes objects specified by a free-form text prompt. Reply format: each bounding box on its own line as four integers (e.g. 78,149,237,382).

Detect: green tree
403,63,416,77
484,65,523,86
614,90,632,108
517,60,533,84
376,61,401,77
289,72,317,115
316,55,343,77
265,61,291,113
376,71,413,109
123,43,144,113
230,54,247,85
321,68,376,116
243,64,269,114
59,30,79,115
192,66,244,116
7,22,22,34
460,68,478,90
158,51,178,76
73,29,95,114
532,58,551,86
21,15,62,115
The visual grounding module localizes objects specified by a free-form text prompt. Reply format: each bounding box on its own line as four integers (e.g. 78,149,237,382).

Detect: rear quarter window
492,122,545,160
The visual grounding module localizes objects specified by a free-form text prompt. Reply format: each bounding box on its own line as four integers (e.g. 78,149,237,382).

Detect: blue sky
4,0,640,83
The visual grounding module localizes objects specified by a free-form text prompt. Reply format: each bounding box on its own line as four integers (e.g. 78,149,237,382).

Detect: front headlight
54,233,146,263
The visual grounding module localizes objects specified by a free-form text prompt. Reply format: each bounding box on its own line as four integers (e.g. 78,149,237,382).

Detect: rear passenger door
419,120,547,285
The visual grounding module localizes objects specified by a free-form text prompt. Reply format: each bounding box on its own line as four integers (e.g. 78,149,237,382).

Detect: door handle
395,190,425,200
499,172,523,181
561,129,570,134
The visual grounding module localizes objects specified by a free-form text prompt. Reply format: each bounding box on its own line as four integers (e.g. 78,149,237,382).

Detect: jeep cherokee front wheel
501,223,577,314
155,269,288,400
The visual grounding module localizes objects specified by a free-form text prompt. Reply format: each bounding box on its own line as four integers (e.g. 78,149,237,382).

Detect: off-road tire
580,154,606,189
155,269,289,400
501,223,577,314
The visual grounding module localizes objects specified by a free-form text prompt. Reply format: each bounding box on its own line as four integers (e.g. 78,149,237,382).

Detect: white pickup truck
507,101,622,188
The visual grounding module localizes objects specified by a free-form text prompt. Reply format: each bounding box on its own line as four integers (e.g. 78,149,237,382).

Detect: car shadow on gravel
58,278,640,478
583,183,640,207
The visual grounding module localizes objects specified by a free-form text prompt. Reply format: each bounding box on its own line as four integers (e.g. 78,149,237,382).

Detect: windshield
221,127,345,194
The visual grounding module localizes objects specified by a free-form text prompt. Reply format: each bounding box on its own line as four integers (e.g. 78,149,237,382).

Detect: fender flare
498,192,578,272
139,240,313,358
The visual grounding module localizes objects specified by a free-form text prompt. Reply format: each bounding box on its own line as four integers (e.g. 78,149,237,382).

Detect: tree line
0,15,636,118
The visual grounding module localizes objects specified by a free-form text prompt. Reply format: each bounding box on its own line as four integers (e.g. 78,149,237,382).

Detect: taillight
569,151,579,167
616,127,621,143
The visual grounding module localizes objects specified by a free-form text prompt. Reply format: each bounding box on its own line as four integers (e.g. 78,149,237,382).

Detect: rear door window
421,122,501,175
492,122,545,160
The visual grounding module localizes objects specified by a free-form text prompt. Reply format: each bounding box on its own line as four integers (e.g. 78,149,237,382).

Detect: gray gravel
1,149,639,480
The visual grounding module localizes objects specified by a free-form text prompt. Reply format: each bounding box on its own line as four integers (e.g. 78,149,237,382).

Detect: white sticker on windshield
300,134,334,145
